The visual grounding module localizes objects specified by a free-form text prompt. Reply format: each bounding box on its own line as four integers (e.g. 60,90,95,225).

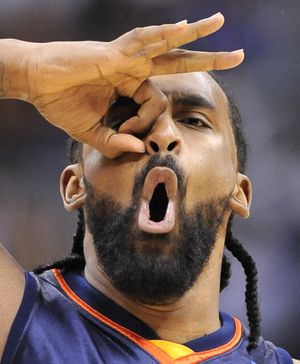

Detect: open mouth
149,183,169,222
138,167,178,234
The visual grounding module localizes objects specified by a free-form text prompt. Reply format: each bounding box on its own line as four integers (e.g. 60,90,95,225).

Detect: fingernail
232,49,244,54
175,20,187,25
209,12,222,18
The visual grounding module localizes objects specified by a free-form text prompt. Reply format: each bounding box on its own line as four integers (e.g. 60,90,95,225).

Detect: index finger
118,79,168,135
151,48,245,75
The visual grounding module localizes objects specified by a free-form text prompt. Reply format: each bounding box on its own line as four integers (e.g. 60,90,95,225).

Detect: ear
60,164,87,212
229,173,252,218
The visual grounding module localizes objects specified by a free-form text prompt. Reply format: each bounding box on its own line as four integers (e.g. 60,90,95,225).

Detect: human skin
0,13,244,159
0,14,247,358
0,14,244,356
60,72,252,343
1,13,298,363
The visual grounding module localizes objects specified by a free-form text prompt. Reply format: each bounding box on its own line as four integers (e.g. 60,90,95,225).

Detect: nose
145,114,182,155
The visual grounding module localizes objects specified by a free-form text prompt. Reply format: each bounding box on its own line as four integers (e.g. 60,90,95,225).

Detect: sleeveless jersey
1,269,293,364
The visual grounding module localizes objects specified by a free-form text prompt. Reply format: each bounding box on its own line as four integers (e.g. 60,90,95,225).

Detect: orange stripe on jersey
52,269,174,363
150,340,195,359
174,318,243,363
53,269,242,364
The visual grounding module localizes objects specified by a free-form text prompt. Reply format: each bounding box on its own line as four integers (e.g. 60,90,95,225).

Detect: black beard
85,155,230,305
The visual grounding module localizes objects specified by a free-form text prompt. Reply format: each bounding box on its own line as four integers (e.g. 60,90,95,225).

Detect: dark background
0,0,299,357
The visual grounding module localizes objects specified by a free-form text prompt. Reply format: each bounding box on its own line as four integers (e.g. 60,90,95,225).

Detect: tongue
138,199,176,234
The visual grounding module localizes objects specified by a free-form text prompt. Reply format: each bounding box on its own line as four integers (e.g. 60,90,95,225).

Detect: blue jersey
1,269,293,364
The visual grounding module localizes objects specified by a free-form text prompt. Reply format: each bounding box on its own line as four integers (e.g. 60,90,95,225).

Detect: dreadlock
34,73,261,352
225,216,261,351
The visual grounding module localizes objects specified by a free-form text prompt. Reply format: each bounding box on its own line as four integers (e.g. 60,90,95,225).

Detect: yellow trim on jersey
150,340,195,360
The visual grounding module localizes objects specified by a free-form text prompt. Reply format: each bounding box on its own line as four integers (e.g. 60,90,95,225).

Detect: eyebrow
172,93,216,110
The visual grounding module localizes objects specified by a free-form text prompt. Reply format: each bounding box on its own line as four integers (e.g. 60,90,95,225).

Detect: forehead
150,72,228,111
150,72,233,140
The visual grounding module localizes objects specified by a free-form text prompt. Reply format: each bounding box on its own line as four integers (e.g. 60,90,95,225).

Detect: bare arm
0,41,29,357
0,61,3,97
0,244,24,357
293,359,300,363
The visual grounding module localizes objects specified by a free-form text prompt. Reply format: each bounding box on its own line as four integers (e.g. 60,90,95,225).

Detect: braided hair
34,75,261,352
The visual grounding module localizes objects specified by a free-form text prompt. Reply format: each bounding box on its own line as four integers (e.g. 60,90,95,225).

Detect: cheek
83,152,136,207
183,137,235,210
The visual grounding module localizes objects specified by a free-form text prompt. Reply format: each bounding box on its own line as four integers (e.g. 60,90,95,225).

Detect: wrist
0,39,37,100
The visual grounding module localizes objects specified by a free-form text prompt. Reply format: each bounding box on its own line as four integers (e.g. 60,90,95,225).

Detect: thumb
72,123,145,159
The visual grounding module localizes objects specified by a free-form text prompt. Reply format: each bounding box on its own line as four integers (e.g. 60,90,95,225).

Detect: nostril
167,141,178,151
150,141,159,152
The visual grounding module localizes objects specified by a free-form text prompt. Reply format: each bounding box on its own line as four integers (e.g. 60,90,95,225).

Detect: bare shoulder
0,243,25,359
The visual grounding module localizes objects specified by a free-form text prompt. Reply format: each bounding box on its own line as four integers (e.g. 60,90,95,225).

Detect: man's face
81,72,238,304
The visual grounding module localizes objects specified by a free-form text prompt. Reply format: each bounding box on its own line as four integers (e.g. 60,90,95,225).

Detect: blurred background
0,0,299,358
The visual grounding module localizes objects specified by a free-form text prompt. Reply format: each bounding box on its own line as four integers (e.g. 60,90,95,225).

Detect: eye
176,114,211,129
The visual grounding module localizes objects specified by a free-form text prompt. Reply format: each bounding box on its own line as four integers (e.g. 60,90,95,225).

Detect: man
0,13,298,363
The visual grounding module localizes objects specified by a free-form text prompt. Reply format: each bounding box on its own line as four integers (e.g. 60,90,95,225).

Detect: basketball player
0,13,298,363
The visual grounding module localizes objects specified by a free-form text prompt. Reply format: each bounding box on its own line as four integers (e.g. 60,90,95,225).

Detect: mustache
131,154,186,201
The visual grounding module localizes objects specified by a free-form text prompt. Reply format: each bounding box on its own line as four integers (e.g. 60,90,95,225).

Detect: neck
83,231,224,344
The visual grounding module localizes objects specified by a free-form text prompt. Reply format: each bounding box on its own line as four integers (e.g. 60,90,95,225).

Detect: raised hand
1,13,244,158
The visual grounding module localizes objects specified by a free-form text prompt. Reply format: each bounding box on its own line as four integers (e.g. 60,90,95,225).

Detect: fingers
140,14,225,59
115,21,188,57
73,80,166,158
74,123,145,159
119,79,167,135
151,48,245,75
117,13,224,58
101,133,145,159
